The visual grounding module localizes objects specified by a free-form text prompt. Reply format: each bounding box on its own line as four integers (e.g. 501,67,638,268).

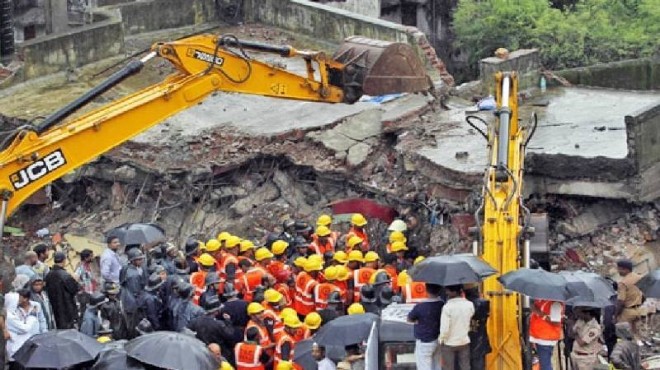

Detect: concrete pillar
45,0,68,34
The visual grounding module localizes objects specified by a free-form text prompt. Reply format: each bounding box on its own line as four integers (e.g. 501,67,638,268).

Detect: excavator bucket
333,36,431,97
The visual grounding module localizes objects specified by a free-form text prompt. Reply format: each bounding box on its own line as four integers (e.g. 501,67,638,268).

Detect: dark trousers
470,353,487,370
440,344,470,370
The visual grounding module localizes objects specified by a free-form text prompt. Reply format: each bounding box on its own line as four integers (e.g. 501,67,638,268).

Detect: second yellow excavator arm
0,34,430,220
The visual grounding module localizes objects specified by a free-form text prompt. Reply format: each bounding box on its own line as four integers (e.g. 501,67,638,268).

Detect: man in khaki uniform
615,259,643,340
570,307,602,370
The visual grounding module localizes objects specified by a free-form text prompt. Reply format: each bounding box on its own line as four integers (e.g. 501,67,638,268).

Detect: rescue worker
294,258,322,317
334,265,351,304
385,230,407,254
173,283,205,332
205,239,224,273
120,248,147,338
610,322,641,370
346,236,364,253
274,315,302,367
347,303,365,315
381,254,399,293
255,247,274,272
162,243,180,276
346,213,370,252
222,282,249,345
303,312,322,339
241,254,271,302
269,240,291,278
316,214,340,246
363,251,379,270
294,220,314,242
331,251,348,266
199,272,223,309
245,302,275,349
463,283,491,370
222,235,242,281
529,298,565,370
350,250,375,303
371,271,392,307
291,237,311,261
390,241,410,271
278,220,297,248
310,226,334,255
235,326,271,370
184,238,202,274
359,285,379,314
142,273,165,331
314,266,342,310
239,239,257,262
399,270,428,304
291,257,307,276
569,307,602,370
99,282,128,340
615,259,643,341
217,232,232,249
263,289,286,341
318,291,343,324
190,253,216,306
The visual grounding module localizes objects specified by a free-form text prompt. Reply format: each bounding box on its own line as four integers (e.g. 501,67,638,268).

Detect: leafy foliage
453,0,660,70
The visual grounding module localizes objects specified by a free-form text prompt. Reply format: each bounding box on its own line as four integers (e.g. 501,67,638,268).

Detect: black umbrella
125,331,218,370
13,329,105,369
313,313,379,346
410,254,497,285
637,269,660,299
559,270,616,307
293,339,346,369
92,341,146,370
498,268,575,301
106,223,166,246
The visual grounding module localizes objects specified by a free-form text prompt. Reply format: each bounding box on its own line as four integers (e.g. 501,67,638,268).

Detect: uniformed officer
463,283,491,370
569,307,602,370
615,259,643,340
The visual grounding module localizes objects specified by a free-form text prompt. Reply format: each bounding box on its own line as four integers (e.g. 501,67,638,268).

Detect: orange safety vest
347,227,370,252
190,270,208,306
274,333,296,368
245,320,272,348
309,236,334,255
353,268,375,302
403,282,428,303
274,283,293,307
241,267,266,302
314,282,341,310
263,304,284,341
293,324,307,342
383,265,399,292
294,272,318,316
235,342,265,370
529,300,564,341
267,260,289,279
221,254,240,278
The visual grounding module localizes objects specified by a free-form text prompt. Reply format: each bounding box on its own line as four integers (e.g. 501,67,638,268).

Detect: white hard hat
387,219,407,232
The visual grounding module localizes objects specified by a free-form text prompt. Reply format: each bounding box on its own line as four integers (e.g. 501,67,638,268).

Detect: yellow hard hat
247,302,265,315
220,361,233,370
348,303,365,315
240,240,255,252
351,213,368,227
255,247,274,262
294,256,307,268
283,314,303,329
226,235,241,249
217,232,231,242
414,256,426,265
390,241,408,253
308,254,323,265
198,253,216,267
333,251,348,264
305,312,322,330
348,250,363,263
280,307,297,320
97,336,112,344
276,361,294,370
304,258,323,272
389,231,406,243
315,225,332,237
335,265,350,281
397,270,411,286
271,240,289,256
264,288,283,304
316,214,332,227
324,266,339,281
205,239,221,252
364,251,379,263
347,236,364,249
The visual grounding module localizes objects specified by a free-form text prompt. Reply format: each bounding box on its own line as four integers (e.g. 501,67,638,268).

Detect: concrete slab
418,87,660,182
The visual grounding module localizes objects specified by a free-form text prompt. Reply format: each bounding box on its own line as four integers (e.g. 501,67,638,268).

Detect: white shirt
438,296,474,346
317,357,337,370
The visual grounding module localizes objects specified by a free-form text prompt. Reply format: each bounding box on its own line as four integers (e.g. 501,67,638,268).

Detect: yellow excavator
467,72,539,370
0,34,430,230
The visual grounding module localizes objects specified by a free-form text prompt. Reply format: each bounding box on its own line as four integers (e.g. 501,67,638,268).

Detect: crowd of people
0,212,656,370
